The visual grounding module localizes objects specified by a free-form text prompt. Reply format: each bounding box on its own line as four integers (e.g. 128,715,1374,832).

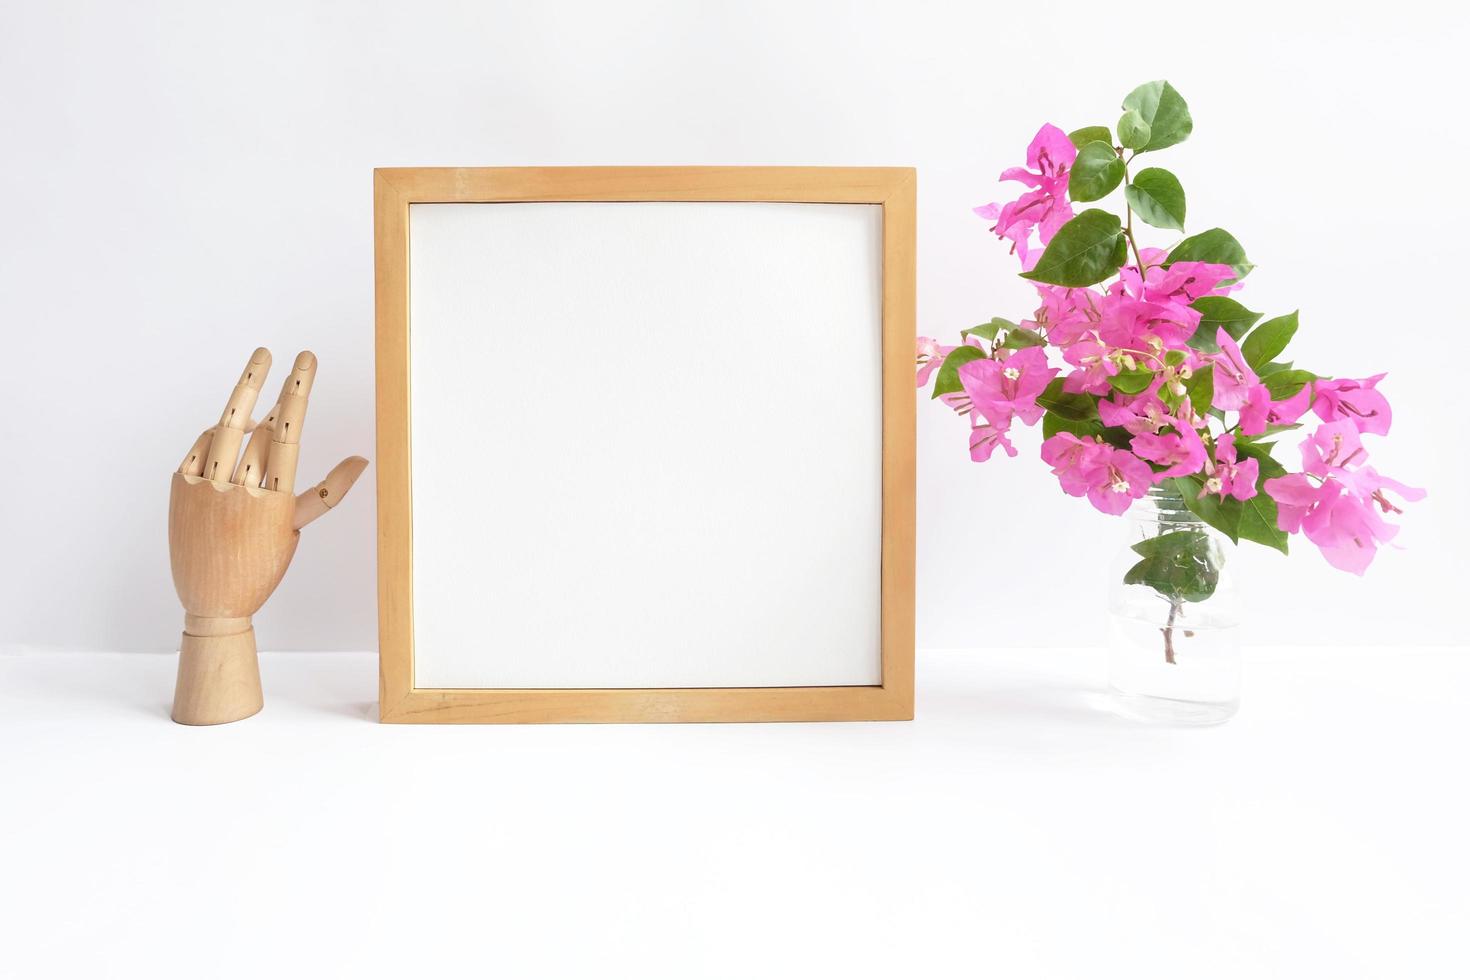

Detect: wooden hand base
171,617,264,725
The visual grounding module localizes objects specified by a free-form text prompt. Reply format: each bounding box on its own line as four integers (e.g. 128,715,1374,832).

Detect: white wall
2,0,1464,653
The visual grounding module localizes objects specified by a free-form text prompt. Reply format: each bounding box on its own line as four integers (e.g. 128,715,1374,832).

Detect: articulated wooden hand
170,348,367,725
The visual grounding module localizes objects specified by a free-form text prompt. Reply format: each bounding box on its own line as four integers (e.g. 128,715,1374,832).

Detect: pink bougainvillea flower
1107,294,1200,354
1030,284,1104,347
915,336,955,387
1298,420,1425,516
1207,327,1279,436
1086,446,1155,514
1096,291,1174,350
1040,432,1109,497
1239,376,1315,436
1265,478,1397,575
977,191,1072,267
1102,259,1236,351
1041,433,1153,513
1299,491,1403,575
1211,328,1263,411
1312,373,1392,436
1130,417,1207,479
957,345,1059,429
1060,340,1119,395
1264,423,1425,574
1266,382,1313,427
938,388,972,418
1236,385,1278,436
969,423,1017,463
1098,391,1170,435
1335,467,1427,515
973,200,1035,266
1262,473,1329,534
1002,123,1078,189
1120,260,1238,307
1299,419,1365,478
1200,433,1259,501
975,124,1077,264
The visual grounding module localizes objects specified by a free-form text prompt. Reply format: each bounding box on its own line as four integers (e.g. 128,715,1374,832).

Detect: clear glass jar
1107,485,1241,725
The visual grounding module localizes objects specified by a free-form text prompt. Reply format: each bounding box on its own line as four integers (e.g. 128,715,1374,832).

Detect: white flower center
1003,366,1021,381
1110,478,1130,494
1205,477,1223,493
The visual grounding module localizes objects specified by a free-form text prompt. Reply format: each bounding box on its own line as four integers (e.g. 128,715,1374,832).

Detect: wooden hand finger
231,405,277,486
201,348,271,484
262,351,317,494
293,456,369,530
178,428,214,476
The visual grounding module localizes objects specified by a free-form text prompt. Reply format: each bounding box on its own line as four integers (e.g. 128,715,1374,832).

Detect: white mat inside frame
407,201,884,689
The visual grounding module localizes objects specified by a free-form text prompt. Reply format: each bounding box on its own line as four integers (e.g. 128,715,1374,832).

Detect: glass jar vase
1107,485,1241,725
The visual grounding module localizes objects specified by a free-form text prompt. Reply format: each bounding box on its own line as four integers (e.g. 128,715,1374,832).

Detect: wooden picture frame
374,167,915,723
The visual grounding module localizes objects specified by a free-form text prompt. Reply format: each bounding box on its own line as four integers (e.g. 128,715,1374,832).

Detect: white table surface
3,647,1466,979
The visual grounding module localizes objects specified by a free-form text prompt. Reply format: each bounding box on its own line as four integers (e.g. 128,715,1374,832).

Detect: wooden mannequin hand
169,348,367,724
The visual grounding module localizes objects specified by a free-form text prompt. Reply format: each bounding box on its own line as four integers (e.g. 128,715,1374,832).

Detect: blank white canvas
408,201,884,689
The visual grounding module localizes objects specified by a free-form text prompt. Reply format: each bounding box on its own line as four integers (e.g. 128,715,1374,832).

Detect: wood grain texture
374,166,911,205
171,627,264,725
168,471,298,725
168,473,298,617
375,166,916,724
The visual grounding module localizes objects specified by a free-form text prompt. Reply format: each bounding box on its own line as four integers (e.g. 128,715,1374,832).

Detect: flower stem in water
1161,598,1182,665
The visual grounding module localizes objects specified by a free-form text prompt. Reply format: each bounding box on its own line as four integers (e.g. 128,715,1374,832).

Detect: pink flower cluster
955,346,1058,462
917,119,1423,575
1211,330,1311,436
973,124,1076,268
1040,431,1153,514
1263,419,1424,574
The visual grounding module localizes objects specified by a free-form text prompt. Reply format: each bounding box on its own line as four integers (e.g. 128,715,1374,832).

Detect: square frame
375,167,915,723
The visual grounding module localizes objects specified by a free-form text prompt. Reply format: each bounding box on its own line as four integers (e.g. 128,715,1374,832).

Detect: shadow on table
923,681,1135,731
255,655,377,722
12,652,380,724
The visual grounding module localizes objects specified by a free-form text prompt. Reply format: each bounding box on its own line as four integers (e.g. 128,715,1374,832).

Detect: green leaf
1069,141,1125,203
1020,209,1125,288
1041,411,1131,448
1239,497,1288,554
1235,451,1289,555
1124,167,1186,231
1117,109,1151,151
1068,126,1113,150
1261,368,1317,401
1232,439,1278,464
1241,312,1299,372
1000,327,1046,349
1043,410,1092,440
1171,476,1241,543
930,345,986,399
1108,366,1154,395
1166,228,1254,280
1036,378,1097,421
962,318,1015,342
1124,528,1223,603
1120,80,1193,152
1110,233,1128,268
1185,365,1214,417
1189,297,1262,351
1234,440,1276,460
